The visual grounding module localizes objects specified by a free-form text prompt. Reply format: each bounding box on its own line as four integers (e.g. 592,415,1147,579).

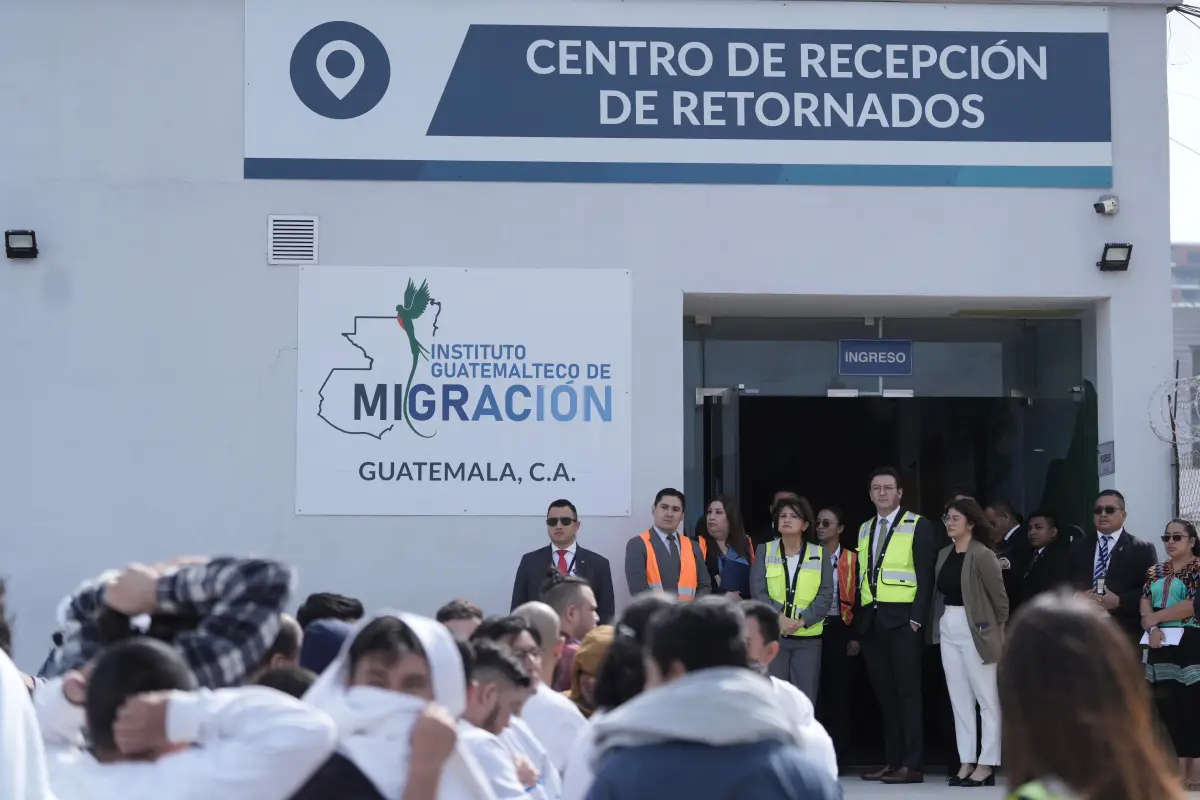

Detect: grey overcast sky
1172,13,1200,242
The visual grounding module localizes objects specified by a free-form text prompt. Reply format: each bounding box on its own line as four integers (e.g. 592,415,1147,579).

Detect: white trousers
939,605,1001,766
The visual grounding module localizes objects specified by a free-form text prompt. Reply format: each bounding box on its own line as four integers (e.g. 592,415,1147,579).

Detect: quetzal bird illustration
396,279,434,439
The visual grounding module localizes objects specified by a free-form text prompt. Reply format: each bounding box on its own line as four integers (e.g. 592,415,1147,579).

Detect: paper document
1140,628,1185,646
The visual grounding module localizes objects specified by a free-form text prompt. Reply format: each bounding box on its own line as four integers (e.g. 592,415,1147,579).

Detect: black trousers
861,617,924,769
817,615,854,763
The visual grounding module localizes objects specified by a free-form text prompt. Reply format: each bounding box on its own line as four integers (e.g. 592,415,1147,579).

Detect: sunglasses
546,517,577,527
816,519,836,528
1093,505,1122,516
1163,534,1190,543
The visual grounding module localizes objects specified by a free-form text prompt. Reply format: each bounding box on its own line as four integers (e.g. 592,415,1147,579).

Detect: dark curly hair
593,593,675,710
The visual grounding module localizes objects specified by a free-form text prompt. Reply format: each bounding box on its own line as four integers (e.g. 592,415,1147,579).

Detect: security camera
1093,195,1118,215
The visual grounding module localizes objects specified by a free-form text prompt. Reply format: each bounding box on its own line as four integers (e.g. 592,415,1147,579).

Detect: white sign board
296,267,632,516
1098,440,1115,477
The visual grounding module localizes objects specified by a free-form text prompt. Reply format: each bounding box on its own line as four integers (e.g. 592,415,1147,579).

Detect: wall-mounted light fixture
5,230,38,259
1096,242,1132,272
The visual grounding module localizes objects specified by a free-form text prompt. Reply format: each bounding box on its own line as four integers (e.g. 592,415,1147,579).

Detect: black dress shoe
862,766,897,781
963,772,996,787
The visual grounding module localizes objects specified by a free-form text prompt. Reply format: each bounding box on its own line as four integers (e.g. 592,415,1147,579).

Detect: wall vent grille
268,215,318,265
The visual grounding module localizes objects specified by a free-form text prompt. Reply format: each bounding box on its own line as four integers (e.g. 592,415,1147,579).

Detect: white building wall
0,0,1174,668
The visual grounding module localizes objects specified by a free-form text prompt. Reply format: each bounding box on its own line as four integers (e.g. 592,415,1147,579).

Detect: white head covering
0,650,57,799
303,610,494,800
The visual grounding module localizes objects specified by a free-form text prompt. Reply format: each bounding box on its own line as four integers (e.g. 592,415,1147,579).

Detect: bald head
514,601,561,683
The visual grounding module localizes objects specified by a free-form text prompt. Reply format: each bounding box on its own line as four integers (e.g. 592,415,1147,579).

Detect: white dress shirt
1094,528,1124,579
550,542,578,576
871,507,901,564
652,526,681,551
827,546,842,617
1004,525,1020,542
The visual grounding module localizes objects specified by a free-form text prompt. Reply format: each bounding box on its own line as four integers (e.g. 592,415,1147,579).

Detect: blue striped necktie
1094,535,1112,589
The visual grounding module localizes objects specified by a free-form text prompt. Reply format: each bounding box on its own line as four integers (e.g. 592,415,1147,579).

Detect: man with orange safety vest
624,488,712,601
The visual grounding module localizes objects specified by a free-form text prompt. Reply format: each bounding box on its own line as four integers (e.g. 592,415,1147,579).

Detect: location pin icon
316,40,366,100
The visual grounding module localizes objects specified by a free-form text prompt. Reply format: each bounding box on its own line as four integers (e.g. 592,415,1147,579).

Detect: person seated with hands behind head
37,636,338,800
42,555,295,690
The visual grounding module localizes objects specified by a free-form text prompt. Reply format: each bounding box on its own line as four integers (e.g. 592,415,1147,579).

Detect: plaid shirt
42,557,295,688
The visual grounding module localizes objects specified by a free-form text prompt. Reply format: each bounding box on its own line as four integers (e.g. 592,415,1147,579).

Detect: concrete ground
839,778,1200,798
839,777,1002,799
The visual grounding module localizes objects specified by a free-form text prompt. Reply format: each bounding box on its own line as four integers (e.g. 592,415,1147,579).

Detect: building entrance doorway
686,313,1099,769
700,393,1099,766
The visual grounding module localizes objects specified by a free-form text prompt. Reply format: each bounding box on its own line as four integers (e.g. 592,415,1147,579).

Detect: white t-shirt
458,722,527,800
520,683,586,774
770,676,839,779
500,716,562,800
560,712,601,800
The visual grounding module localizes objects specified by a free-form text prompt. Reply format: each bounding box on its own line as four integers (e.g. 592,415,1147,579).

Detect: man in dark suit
1067,489,1158,644
511,499,615,624
987,500,1033,603
855,467,938,785
1014,510,1071,609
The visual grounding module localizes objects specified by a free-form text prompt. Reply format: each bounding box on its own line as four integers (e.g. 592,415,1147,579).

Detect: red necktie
556,550,569,575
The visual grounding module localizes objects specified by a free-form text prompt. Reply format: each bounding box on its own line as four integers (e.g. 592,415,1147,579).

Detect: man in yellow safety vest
855,466,938,785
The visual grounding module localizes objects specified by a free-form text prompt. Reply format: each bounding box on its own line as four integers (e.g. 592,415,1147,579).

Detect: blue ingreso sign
839,339,914,376
428,26,1111,143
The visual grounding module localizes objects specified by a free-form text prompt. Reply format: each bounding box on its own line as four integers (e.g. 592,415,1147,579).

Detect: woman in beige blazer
932,497,1009,788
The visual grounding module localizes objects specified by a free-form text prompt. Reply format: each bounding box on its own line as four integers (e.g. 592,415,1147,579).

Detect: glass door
1020,382,1099,543
701,386,741,502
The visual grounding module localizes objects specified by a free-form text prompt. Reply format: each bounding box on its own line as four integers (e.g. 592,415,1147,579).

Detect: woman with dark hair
699,496,754,598
814,505,859,763
1000,592,1184,800
751,496,834,703
1141,518,1200,788
560,594,676,800
932,497,1008,787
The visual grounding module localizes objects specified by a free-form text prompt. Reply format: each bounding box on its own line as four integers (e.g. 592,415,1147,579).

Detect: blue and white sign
296,267,632,516
245,0,1112,187
839,339,914,377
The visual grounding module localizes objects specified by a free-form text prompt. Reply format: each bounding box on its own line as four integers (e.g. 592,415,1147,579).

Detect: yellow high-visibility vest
857,511,921,605
764,539,824,637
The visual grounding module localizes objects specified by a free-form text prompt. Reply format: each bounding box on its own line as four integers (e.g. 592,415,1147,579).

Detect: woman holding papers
1142,518,1200,787
699,496,754,598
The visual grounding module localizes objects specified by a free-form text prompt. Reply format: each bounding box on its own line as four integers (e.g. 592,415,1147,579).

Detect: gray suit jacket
625,531,712,598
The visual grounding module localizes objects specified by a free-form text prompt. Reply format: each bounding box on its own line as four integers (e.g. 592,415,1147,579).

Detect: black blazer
510,545,615,624
1067,530,1158,642
853,509,939,632
1014,540,1071,610
996,525,1034,603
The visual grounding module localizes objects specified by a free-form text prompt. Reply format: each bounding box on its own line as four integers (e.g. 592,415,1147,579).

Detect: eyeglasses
1093,505,1122,516
546,517,577,527
816,519,836,528
1163,534,1189,543
870,486,897,494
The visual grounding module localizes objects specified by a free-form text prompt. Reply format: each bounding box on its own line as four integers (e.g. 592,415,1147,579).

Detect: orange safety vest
639,530,699,601
836,548,858,625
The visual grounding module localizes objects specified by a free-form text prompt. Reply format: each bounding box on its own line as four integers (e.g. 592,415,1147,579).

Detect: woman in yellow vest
999,592,1184,800
750,496,834,703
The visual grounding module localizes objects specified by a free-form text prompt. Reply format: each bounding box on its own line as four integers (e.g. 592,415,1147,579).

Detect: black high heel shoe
947,775,965,787
962,771,995,787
